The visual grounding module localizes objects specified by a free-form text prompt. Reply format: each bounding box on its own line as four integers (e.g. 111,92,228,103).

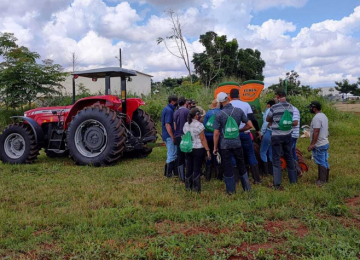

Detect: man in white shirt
230,88,261,184
308,101,330,186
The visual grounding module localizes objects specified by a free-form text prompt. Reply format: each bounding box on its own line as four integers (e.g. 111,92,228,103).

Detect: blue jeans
239,132,258,166
260,129,272,162
291,138,298,162
312,143,330,169
166,137,177,163
272,134,297,186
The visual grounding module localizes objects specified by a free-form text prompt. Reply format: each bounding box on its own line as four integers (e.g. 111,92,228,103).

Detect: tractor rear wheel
126,109,157,158
66,105,126,166
0,123,40,164
44,149,69,158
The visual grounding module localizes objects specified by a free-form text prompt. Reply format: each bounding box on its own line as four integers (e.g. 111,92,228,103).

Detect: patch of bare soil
227,220,308,260
345,196,360,209
154,220,243,237
264,219,309,238
341,196,360,228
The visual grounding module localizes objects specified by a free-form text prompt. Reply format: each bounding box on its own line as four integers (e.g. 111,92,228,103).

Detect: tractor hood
24,105,73,117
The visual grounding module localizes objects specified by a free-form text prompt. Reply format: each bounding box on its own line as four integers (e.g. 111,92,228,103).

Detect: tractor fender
11,116,45,144
64,96,120,129
125,98,145,121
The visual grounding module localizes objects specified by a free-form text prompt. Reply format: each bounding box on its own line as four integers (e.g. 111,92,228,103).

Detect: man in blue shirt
162,95,178,178
173,96,190,181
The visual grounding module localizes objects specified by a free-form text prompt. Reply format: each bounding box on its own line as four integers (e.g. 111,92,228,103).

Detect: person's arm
266,107,274,123
165,124,175,141
174,122,177,131
240,120,253,132
164,110,175,142
239,112,251,132
292,108,299,127
247,113,260,131
308,128,320,151
200,131,211,159
213,129,220,155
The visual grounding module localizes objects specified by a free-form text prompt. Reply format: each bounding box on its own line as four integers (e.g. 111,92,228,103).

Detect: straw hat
209,99,219,109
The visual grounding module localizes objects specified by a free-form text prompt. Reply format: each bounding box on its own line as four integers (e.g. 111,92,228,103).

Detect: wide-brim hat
209,99,219,109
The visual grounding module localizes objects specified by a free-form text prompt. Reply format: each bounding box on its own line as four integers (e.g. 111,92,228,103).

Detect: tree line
333,78,360,98
0,32,67,111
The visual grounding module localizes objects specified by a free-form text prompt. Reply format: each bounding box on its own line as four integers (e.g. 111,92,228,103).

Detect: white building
62,70,153,96
319,86,359,100
319,87,340,96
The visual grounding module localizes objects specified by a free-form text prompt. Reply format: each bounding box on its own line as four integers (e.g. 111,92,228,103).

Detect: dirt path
335,103,360,113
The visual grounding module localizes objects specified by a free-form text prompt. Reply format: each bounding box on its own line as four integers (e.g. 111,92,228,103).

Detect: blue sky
1,0,360,87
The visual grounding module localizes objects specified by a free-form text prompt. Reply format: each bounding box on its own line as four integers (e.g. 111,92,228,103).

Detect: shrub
0,109,23,131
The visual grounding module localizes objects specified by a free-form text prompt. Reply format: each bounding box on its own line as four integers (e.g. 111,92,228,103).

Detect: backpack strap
221,110,229,117
230,107,235,117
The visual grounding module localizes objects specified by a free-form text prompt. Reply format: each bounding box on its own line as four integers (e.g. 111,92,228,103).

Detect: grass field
0,109,360,259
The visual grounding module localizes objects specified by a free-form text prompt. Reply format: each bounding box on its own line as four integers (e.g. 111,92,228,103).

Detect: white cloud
1,0,360,87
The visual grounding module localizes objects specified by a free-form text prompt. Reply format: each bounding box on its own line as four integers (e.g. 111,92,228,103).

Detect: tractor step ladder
47,130,66,151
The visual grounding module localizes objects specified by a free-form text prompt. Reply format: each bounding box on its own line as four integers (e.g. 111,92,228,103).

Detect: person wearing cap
230,88,262,184
183,108,211,192
173,96,190,182
266,89,298,190
307,101,329,186
186,99,192,109
203,99,221,181
259,100,275,175
189,99,206,121
190,100,197,110
161,95,178,178
213,92,253,194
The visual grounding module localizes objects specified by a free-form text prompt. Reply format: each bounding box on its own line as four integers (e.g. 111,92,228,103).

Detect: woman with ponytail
182,108,211,192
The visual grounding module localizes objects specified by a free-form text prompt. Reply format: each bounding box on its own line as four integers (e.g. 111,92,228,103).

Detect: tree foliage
268,71,321,96
0,32,67,110
192,31,265,87
335,79,358,99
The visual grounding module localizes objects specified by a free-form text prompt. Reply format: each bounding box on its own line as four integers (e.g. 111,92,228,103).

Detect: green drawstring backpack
278,105,293,131
222,108,239,139
205,115,216,133
180,131,193,153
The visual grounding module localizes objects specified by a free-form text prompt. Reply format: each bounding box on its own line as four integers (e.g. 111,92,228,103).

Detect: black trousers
271,134,296,186
186,148,205,179
221,147,247,178
175,136,185,167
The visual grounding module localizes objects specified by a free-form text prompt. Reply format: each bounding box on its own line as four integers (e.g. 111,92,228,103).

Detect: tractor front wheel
66,105,126,166
0,123,40,164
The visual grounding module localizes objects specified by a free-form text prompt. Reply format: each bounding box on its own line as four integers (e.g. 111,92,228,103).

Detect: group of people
161,88,330,194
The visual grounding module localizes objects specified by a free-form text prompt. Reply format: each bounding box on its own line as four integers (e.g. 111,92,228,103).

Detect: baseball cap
275,88,286,97
217,92,228,102
178,96,187,103
307,101,321,110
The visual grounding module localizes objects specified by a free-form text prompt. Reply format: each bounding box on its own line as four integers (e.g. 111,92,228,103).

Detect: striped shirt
292,106,300,139
267,101,294,136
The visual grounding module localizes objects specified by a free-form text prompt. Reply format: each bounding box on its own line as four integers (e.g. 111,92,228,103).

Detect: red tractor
0,68,157,166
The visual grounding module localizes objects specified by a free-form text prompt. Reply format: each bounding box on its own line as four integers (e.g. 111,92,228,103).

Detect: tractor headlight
24,113,27,117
